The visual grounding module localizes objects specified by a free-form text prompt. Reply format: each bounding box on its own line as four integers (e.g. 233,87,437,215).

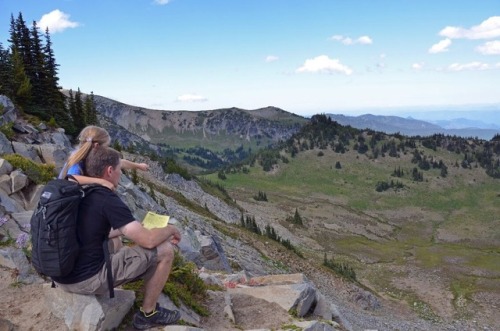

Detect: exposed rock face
93,95,306,145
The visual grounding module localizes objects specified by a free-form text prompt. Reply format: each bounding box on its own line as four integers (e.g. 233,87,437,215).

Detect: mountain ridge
327,113,499,140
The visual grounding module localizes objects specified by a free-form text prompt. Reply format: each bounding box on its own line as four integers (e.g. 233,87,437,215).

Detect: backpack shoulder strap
79,183,115,298
103,239,115,299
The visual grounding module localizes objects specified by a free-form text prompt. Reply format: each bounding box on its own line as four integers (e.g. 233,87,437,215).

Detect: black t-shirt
53,187,135,284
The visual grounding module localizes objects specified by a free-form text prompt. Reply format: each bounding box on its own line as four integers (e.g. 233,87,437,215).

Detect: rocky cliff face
92,95,306,146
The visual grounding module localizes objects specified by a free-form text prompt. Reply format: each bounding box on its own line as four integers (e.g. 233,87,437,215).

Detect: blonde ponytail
60,126,111,178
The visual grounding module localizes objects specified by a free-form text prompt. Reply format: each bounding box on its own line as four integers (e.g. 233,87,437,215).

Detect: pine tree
29,20,46,112
43,27,65,113
15,13,34,92
68,89,76,123
11,48,32,108
293,208,303,225
0,42,14,96
84,92,98,124
73,88,85,132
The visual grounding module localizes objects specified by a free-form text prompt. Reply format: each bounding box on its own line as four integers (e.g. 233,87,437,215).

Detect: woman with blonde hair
59,125,149,188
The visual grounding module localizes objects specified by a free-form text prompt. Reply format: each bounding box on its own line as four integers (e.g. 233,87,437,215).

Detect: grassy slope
203,144,500,320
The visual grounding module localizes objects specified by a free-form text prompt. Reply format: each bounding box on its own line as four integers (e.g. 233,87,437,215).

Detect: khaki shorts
56,245,158,295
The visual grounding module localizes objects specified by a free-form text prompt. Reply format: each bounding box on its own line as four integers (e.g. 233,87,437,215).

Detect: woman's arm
70,175,115,190
121,159,149,171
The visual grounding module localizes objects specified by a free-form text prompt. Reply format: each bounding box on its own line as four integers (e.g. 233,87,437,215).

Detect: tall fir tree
84,91,98,125
29,20,46,112
11,48,32,108
0,42,14,96
73,88,85,133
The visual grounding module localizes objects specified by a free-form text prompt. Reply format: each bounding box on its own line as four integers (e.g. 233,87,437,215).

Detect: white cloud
38,9,79,33
265,55,279,63
428,38,452,54
176,94,207,102
439,16,500,40
412,62,424,70
476,40,500,55
154,0,171,5
357,36,373,45
447,62,491,72
330,35,373,45
296,55,353,75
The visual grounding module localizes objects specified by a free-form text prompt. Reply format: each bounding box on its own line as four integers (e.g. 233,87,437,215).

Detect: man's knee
156,241,175,262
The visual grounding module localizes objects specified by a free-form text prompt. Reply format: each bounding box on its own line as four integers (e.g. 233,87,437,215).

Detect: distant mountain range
89,94,500,169
326,113,500,140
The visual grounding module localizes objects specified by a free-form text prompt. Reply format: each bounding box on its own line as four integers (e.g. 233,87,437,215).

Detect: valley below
209,147,500,330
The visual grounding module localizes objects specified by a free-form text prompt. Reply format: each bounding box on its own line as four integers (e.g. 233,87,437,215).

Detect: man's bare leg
141,241,175,312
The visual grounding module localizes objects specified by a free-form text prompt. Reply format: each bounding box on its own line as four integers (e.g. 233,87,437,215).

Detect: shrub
323,253,356,281
123,252,210,317
162,252,209,316
2,154,55,184
286,208,304,226
253,190,268,201
0,122,14,140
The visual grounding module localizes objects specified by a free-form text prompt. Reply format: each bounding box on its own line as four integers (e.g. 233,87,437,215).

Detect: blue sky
1,0,499,117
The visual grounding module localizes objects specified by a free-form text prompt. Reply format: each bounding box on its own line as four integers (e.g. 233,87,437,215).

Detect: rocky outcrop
42,285,135,331
92,95,306,148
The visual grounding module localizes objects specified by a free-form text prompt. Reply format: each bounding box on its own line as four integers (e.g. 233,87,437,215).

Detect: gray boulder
11,142,42,163
0,159,13,177
0,247,44,284
0,132,13,155
43,284,135,331
0,95,16,125
36,143,69,173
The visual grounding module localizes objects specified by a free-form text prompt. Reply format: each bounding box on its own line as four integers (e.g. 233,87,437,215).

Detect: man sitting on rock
53,146,182,330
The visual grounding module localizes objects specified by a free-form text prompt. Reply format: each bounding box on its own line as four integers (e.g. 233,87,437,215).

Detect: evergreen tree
15,13,35,92
68,89,76,123
29,21,46,109
0,42,13,96
73,88,85,133
11,48,32,108
84,92,98,124
42,27,66,117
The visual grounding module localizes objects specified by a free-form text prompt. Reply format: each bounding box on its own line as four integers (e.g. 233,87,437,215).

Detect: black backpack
30,178,114,297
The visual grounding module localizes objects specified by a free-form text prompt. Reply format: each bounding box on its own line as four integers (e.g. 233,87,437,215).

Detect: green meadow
203,146,500,318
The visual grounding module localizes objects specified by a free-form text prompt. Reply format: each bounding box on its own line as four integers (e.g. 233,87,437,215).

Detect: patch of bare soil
200,291,293,331
0,267,67,330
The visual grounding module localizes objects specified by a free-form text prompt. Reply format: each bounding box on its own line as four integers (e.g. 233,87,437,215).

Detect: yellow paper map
142,211,170,230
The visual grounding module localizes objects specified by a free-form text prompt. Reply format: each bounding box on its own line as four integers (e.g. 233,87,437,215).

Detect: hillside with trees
0,13,98,136
241,114,500,180
205,114,500,327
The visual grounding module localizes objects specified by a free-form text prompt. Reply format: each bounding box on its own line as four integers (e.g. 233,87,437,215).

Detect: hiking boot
132,303,181,330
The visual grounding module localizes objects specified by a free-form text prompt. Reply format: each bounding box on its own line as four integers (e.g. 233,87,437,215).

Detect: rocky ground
0,266,288,331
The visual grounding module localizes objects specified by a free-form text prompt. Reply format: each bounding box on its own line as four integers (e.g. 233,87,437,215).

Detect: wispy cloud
330,35,373,45
154,0,171,5
265,55,279,63
296,55,352,75
476,40,500,55
38,9,79,33
412,62,424,70
428,38,452,54
439,16,500,39
446,62,492,72
176,94,207,102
